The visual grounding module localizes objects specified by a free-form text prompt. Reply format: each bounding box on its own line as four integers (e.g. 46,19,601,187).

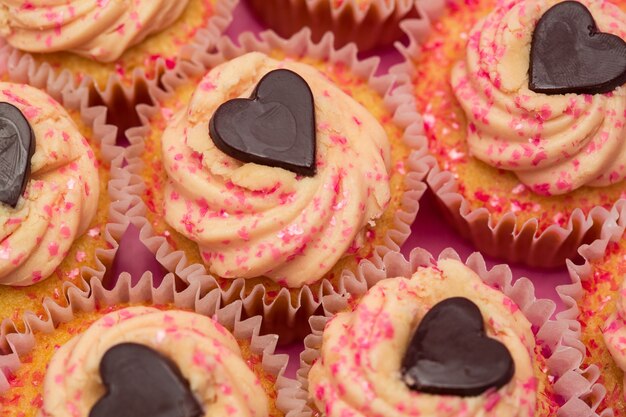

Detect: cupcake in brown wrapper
297,247,611,417
123,29,430,341
0,273,303,417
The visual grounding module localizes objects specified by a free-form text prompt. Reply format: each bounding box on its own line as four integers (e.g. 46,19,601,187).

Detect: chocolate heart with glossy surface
401,297,515,396
0,102,35,208
209,69,316,176
529,1,626,95
90,343,203,417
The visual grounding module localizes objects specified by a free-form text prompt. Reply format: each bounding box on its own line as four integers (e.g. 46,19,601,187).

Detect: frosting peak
452,0,626,196
162,52,391,288
0,0,190,62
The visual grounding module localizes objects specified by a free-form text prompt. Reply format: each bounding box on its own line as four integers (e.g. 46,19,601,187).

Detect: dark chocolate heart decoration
90,343,203,417
209,69,316,176
0,102,35,208
401,297,515,396
529,1,626,95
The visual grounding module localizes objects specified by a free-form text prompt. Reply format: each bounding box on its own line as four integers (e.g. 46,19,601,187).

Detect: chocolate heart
90,343,203,417
0,102,35,208
209,69,316,176
401,297,515,396
529,1,626,95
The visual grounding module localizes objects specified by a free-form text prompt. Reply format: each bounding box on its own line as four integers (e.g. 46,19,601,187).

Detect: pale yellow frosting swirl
452,0,626,196
0,82,98,286
308,259,537,417
0,0,189,62
162,52,391,288
41,307,269,417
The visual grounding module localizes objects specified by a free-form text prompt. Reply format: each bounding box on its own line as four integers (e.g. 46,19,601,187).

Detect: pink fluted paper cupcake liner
245,0,445,52
297,247,612,417
0,272,304,417
118,28,431,342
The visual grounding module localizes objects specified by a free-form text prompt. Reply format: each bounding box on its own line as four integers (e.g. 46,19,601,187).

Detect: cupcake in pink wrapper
0,273,301,417
298,248,611,417
0,0,236,91
396,0,626,267
123,29,430,341
0,71,128,330
565,200,626,415
246,0,445,52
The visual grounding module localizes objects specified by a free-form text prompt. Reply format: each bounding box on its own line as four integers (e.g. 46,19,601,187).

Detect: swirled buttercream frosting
0,82,98,286
0,0,190,63
41,307,269,417
452,0,626,196
308,259,537,417
162,52,391,288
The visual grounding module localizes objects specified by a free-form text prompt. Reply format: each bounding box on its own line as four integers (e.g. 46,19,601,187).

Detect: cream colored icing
161,52,391,288
452,0,626,196
0,0,190,63
603,280,626,397
0,82,98,286
308,259,538,417
41,307,269,417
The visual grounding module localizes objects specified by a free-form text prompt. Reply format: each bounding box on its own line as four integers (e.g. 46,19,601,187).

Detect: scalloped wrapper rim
296,246,614,417
0,272,305,417
119,28,432,337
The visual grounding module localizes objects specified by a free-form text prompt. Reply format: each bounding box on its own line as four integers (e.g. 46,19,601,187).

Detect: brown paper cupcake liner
386,51,626,268
296,247,611,417
0,47,139,322
120,28,431,340
246,0,444,52
0,272,303,416
0,0,236,120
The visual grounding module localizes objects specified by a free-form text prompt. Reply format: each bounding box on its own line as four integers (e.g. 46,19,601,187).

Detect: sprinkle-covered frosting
308,259,537,417
0,0,190,63
0,82,98,287
41,307,269,417
452,0,626,196
162,52,391,288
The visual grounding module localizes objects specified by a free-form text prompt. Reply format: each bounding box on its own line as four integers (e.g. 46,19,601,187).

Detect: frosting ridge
161,52,391,288
452,0,626,196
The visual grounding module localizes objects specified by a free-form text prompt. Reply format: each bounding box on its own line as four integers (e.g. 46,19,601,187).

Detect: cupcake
127,30,430,339
299,248,609,417
246,0,444,51
399,0,626,267
0,79,124,325
0,0,236,90
566,200,626,414
0,275,297,417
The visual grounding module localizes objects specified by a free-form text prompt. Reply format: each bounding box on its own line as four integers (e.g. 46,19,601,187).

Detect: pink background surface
112,1,572,377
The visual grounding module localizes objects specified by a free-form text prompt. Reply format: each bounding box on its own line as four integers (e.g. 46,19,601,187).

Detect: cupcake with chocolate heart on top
401,0,626,267
0,81,116,325
133,31,429,340
0,274,293,417
299,248,606,417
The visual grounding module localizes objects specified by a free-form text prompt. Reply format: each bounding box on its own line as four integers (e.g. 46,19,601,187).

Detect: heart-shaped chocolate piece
0,102,35,208
209,69,316,176
90,343,203,417
401,297,515,396
529,1,626,95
